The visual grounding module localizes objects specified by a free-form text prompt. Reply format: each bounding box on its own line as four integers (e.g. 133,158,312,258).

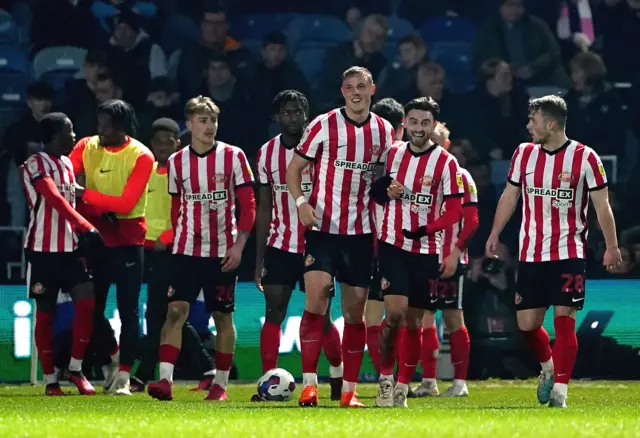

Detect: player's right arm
286,116,325,226
254,148,273,291
69,137,90,176
486,145,524,257
24,155,94,234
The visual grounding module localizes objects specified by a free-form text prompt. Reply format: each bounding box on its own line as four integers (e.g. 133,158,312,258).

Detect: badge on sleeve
597,162,606,176
456,173,464,188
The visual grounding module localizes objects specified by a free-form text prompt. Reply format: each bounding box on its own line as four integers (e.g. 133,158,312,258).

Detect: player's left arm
453,173,480,254
586,150,622,269
426,157,464,234
82,148,154,215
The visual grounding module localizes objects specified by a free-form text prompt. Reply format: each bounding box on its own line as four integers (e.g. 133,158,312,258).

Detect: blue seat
230,13,292,40
0,9,19,46
385,16,415,42
159,14,200,55
294,46,328,83
286,15,352,51
429,42,475,93
420,16,476,45
91,1,157,33
32,46,86,79
0,46,29,75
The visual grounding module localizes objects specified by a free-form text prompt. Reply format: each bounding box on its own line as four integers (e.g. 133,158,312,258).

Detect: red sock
394,326,406,364
71,298,94,361
398,327,422,384
300,311,324,374
520,326,552,363
420,325,439,379
366,325,382,374
379,321,396,376
120,364,131,373
322,322,342,368
260,321,281,373
35,311,55,375
215,350,234,371
553,316,578,385
450,326,470,380
159,344,180,365
342,322,366,383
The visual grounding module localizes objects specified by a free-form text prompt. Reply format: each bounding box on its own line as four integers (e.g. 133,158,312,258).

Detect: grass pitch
0,381,639,437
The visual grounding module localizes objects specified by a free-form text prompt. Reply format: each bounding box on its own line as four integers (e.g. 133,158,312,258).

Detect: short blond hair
184,96,220,119
342,66,373,85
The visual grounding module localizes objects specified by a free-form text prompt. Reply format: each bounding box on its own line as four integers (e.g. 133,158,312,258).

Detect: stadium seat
32,46,86,80
286,15,352,51
526,86,569,98
230,13,292,41
158,14,201,55
385,16,415,42
166,50,180,80
429,42,475,93
0,46,30,75
294,46,328,83
91,1,157,33
242,39,263,59
0,9,19,46
419,16,476,45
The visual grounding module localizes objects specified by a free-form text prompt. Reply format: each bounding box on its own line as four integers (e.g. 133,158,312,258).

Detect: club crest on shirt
370,145,381,156
304,254,315,267
515,292,522,305
380,277,390,290
558,171,574,183
212,173,227,183
31,282,44,295
420,175,434,186
597,162,606,176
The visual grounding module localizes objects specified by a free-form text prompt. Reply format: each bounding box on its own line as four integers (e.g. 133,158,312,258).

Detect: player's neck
408,139,436,155
280,132,302,149
191,139,215,155
344,107,370,124
541,133,569,151
43,148,61,158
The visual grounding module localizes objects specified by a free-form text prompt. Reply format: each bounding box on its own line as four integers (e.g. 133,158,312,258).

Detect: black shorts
368,256,383,301
436,264,466,310
169,254,237,313
26,251,91,306
378,242,441,310
304,231,373,288
515,258,586,311
262,246,305,291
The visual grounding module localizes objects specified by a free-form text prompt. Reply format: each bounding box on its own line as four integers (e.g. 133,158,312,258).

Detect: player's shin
35,307,56,384
70,294,95,371
300,310,325,387
444,310,470,383
420,324,439,381
157,302,189,381
397,317,423,388
260,286,291,372
365,300,385,374
212,312,235,391
552,315,578,397
340,285,367,394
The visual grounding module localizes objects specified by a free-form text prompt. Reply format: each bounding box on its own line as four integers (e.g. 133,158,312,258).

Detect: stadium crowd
0,0,638,407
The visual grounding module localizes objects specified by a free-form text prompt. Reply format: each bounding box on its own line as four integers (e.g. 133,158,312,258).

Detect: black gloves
101,212,119,229
77,228,105,258
402,226,427,240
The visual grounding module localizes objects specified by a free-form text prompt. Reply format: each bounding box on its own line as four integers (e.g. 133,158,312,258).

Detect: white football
256,368,296,401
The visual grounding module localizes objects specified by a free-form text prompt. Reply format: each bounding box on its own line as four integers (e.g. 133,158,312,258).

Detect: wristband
295,196,307,207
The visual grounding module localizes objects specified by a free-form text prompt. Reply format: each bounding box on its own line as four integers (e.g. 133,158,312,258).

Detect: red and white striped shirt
256,135,312,254
379,143,463,254
296,108,394,235
439,168,478,264
168,142,254,258
507,140,607,262
22,152,77,252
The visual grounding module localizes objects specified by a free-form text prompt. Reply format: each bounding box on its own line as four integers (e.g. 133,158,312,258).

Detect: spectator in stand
136,77,184,146
473,0,570,87
415,61,459,130
600,0,640,84
461,58,530,160
177,5,254,99
199,55,256,157
377,35,428,105
3,82,54,228
316,14,388,112
107,8,167,106
72,74,126,139
564,51,633,158
251,32,309,138
66,50,112,113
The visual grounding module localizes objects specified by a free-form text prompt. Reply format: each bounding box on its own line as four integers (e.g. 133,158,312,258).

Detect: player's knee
306,295,329,315
365,301,384,326
166,303,189,325
386,310,405,328
443,310,464,332
343,301,366,324
213,312,234,335
265,306,286,325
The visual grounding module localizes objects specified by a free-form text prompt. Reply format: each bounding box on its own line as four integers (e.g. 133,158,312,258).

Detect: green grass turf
0,381,639,437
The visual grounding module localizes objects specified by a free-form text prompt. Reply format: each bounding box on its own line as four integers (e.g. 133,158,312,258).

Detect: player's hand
440,253,459,279
485,233,500,257
298,202,319,227
222,243,242,273
430,122,450,146
77,228,105,258
603,246,623,272
74,184,85,198
387,180,403,199
402,226,427,240
153,238,167,252
255,265,264,292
